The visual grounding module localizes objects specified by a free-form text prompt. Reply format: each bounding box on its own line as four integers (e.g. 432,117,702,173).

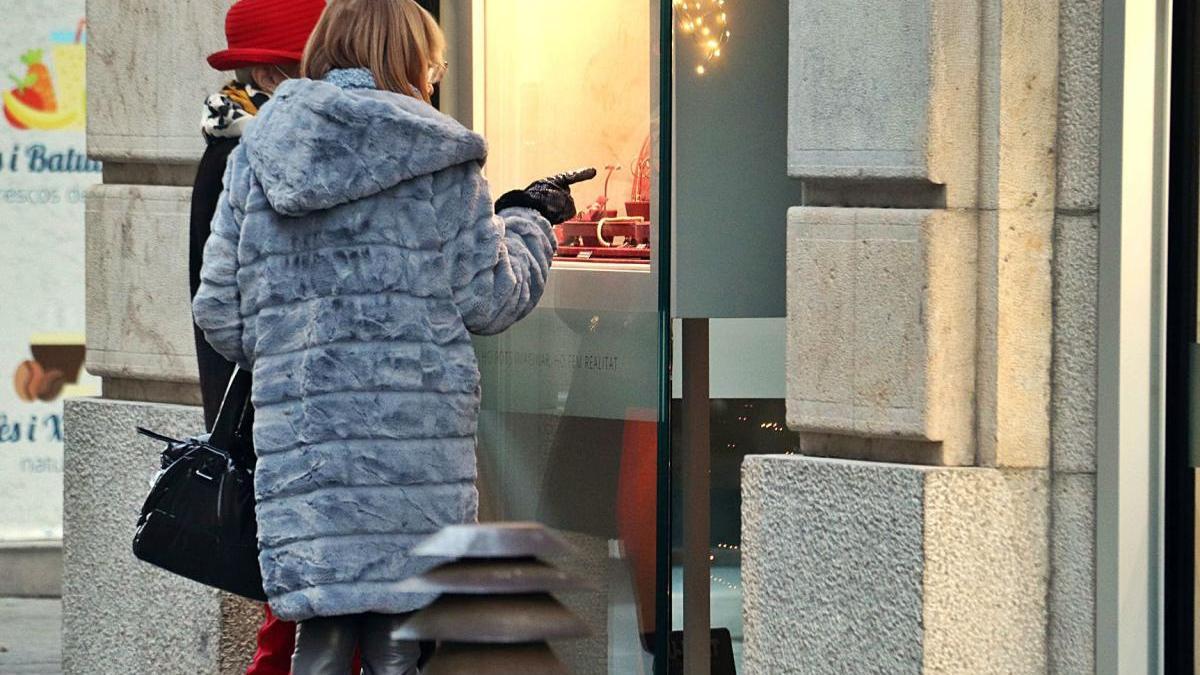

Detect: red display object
556,246,650,262
554,149,654,263
559,218,650,244
554,217,651,263
626,200,651,220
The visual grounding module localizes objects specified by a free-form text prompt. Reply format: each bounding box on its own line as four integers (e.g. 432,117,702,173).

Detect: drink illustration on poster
3,21,86,131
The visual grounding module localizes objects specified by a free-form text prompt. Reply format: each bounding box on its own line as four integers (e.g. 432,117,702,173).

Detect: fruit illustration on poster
2,20,85,131
5,72,43,130
21,48,59,111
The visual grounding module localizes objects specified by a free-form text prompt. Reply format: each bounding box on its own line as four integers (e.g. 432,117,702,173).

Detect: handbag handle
136,427,182,444
211,367,255,469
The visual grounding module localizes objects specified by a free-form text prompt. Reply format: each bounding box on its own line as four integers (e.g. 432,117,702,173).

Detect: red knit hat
207,0,327,71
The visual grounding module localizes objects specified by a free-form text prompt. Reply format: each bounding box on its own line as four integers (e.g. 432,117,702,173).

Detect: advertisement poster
0,2,100,541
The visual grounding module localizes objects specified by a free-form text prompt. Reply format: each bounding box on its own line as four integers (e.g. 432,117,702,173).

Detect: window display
475,0,655,271
555,140,653,263
447,1,665,673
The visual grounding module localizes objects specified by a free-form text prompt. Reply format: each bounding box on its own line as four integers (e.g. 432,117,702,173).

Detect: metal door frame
1096,0,1172,671
1164,0,1199,669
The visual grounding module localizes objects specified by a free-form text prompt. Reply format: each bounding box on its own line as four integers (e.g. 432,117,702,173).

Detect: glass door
438,3,669,673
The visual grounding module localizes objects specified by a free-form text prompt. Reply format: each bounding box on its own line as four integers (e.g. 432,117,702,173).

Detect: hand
495,167,597,225
533,168,598,191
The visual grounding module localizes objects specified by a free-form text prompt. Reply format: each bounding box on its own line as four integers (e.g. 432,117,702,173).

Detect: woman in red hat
188,1,338,674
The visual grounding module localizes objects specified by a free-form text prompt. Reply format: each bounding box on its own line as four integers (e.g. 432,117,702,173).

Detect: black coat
189,136,244,430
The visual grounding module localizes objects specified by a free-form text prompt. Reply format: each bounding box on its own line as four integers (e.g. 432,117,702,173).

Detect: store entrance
1166,1,1199,670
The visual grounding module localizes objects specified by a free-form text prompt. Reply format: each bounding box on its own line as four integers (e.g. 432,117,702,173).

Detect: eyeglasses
428,60,449,85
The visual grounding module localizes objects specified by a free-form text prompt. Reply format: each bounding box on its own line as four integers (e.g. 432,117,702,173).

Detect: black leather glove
495,167,597,225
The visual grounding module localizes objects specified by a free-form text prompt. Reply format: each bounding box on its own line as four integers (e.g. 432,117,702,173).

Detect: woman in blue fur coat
192,1,585,671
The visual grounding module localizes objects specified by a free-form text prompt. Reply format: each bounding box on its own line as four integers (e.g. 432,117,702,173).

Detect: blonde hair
301,0,445,103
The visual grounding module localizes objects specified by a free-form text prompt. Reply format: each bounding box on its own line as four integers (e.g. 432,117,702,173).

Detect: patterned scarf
201,81,270,142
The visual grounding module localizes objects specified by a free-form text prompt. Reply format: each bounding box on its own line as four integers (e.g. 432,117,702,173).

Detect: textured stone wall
85,185,198,385
786,0,1061,466
750,0,1073,671
742,457,1048,674
84,0,226,398
786,0,1060,470
63,399,259,674
973,0,1060,469
86,0,227,162
1048,0,1103,671
787,0,981,208
786,208,976,465
742,458,925,672
64,1,254,672
786,0,983,464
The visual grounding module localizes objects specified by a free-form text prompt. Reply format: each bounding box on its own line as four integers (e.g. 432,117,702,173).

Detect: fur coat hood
242,73,489,217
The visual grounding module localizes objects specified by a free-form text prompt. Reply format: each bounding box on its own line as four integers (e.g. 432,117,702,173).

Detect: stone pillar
82,0,228,401
63,1,262,673
1047,0,1103,671
63,400,259,674
742,458,1049,672
744,0,1069,672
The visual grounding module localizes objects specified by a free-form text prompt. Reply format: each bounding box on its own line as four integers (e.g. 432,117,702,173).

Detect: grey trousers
292,613,421,675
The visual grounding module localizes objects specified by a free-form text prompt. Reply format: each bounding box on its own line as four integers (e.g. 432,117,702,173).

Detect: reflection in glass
670,398,798,670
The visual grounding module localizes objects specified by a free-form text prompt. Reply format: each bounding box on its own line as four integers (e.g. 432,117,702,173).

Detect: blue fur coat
192,69,554,621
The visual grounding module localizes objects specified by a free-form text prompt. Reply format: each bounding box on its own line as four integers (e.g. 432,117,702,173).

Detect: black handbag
132,367,267,602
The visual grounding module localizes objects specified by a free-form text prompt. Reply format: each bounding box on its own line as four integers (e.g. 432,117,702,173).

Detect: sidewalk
0,598,62,674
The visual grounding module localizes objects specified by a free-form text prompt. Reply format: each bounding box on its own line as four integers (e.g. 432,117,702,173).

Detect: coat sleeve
189,137,239,301
192,147,251,368
440,162,556,335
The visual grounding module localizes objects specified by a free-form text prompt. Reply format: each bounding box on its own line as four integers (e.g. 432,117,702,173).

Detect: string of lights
674,0,731,75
